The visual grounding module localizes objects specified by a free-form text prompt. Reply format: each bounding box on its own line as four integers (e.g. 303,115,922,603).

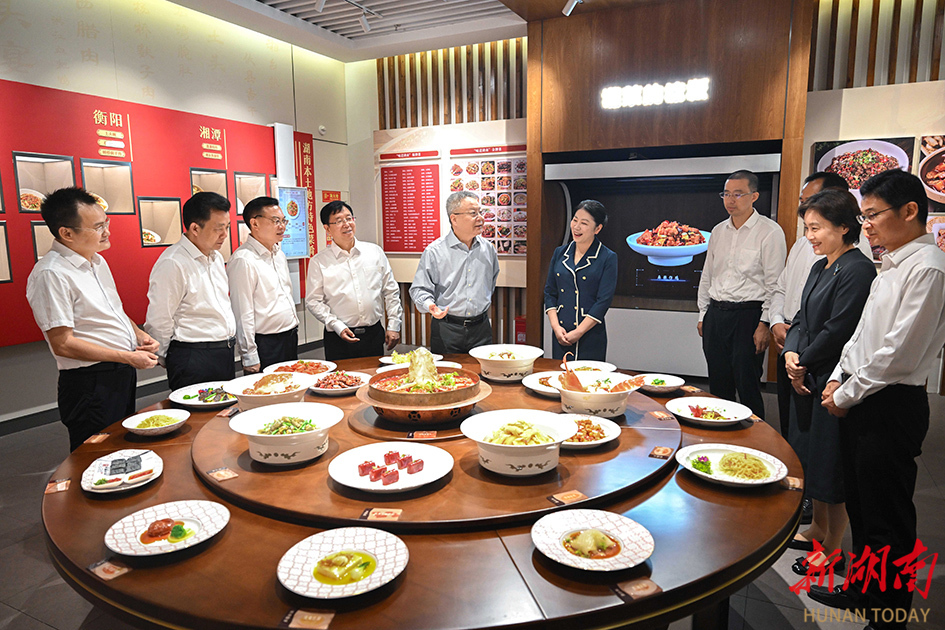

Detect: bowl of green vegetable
122,409,191,436
228,402,344,465
637,373,685,395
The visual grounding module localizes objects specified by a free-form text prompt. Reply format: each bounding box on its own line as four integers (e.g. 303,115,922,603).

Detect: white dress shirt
227,236,299,366
26,241,137,370
830,233,945,408
769,236,874,327
409,230,500,317
305,239,402,335
697,210,786,323
145,236,236,358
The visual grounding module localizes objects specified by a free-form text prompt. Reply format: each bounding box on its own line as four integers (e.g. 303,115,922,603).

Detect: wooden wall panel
888,0,903,84
933,0,945,81
845,0,860,89
825,0,840,90
376,58,386,130
397,55,408,129
908,0,925,82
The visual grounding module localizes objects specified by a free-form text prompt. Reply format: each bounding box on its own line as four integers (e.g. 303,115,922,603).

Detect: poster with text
276,186,310,260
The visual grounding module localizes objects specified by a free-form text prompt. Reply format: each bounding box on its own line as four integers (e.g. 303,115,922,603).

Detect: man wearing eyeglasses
410,191,499,355
226,196,299,372
809,170,945,628
145,192,237,391
305,200,402,360
697,170,786,419
27,187,159,450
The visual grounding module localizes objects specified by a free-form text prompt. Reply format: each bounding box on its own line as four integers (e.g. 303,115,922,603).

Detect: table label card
649,446,674,460
280,609,334,629
217,407,241,418
88,559,130,581
612,578,663,602
44,478,70,494
84,433,109,444
650,411,673,421
782,476,804,491
407,430,437,439
749,414,763,423
680,386,702,394
207,467,239,482
548,490,588,506
360,508,402,521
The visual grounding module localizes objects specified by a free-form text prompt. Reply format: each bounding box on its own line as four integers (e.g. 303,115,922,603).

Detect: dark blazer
543,238,618,360
783,248,876,376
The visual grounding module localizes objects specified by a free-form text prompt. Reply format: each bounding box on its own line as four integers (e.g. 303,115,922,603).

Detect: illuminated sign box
601,78,710,110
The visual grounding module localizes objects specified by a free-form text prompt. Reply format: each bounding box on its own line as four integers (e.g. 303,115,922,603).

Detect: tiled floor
1,350,942,630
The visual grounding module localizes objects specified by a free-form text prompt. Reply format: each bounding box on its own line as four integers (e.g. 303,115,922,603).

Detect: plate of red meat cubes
327,441,455,493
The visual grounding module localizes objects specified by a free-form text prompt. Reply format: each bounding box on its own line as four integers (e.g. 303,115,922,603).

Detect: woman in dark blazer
543,200,618,361
782,189,876,577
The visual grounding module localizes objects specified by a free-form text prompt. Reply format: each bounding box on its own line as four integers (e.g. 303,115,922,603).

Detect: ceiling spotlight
562,0,582,16
314,0,326,11
358,12,371,32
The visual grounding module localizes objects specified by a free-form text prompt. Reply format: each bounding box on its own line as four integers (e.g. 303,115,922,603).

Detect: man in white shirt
145,192,237,391
227,197,299,372
26,187,159,450
697,170,786,419
305,201,402,360
809,170,945,628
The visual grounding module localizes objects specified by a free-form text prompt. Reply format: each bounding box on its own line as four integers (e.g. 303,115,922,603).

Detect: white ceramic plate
531,509,654,571
626,230,711,266
309,371,372,396
664,396,752,427
379,352,443,365
560,415,621,450
141,228,161,245
104,500,230,556
80,449,164,494
638,373,686,394
121,409,190,436
328,441,454,493
521,371,563,398
559,360,617,372
263,359,336,375
277,527,409,599
168,381,237,410
675,443,788,487
816,139,910,196
19,188,45,211
375,361,462,374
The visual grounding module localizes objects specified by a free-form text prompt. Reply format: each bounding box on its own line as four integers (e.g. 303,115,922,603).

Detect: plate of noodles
675,443,787,487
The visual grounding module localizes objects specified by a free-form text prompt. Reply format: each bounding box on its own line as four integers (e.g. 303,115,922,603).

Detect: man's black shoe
801,497,813,524
807,584,859,610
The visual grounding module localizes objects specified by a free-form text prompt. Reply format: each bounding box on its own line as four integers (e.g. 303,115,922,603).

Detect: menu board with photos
381,163,441,253
449,145,527,256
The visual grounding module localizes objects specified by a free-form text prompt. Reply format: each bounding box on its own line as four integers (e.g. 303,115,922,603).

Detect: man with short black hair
809,170,945,630
27,187,159,450
145,192,237,391
410,191,499,355
227,196,299,372
305,200,402,360
697,170,786,419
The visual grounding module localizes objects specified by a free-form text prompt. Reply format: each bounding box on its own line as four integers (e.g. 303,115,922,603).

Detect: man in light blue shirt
409,191,499,354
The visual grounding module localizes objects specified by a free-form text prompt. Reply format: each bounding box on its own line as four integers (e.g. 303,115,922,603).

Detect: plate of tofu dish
327,441,454,493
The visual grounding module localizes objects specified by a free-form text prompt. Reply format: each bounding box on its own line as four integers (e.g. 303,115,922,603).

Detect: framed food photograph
812,138,914,199
31,221,54,261
80,159,136,215
0,222,11,282
13,152,76,212
918,135,945,214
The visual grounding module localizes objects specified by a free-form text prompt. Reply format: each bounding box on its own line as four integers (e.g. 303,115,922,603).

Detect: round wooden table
43,356,803,630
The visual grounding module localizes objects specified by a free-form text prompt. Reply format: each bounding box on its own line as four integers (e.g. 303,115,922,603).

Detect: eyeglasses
258,216,289,228
453,210,485,218
328,216,356,227
67,219,110,234
719,192,752,200
857,207,895,225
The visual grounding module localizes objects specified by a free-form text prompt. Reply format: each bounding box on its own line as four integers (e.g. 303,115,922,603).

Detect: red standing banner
293,131,316,258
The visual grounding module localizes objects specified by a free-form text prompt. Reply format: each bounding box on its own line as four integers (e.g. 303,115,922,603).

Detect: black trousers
255,327,299,369
58,362,136,451
701,303,766,419
323,322,385,360
840,384,929,629
165,340,237,392
776,351,792,437
431,317,493,355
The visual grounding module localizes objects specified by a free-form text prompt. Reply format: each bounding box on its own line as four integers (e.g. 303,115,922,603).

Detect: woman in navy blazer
543,200,618,361
782,190,876,577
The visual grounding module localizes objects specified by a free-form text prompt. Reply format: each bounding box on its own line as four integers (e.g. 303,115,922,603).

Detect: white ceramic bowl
469,344,544,382
228,402,344,465
551,371,642,417
460,409,577,476
222,372,318,410
122,409,190,436
558,360,617,372
638,373,686,395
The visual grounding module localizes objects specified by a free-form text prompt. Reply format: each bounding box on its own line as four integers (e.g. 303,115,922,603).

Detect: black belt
444,311,488,327
255,326,298,339
171,337,236,349
62,361,130,374
710,300,763,311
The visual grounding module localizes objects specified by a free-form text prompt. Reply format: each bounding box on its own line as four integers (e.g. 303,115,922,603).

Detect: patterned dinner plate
104,500,230,556
675,443,788,487
277,527,409,599
80,449,164,494
531,509,654,571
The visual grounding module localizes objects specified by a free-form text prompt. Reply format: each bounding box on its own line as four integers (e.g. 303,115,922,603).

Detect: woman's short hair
797,189,862,245
575,199,607,227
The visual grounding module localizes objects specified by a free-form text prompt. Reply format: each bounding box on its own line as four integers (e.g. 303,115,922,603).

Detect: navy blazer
543,238,618,330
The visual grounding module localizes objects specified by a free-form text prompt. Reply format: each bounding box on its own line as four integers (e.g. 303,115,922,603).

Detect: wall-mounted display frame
31,221,54,262
234,172,267,214
810,138,914,199
0,170,5,213
138,197,183,248
0,222,11,283
190,167,232,260
918,135,945,214
80,159,136,215
13,152,76,212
